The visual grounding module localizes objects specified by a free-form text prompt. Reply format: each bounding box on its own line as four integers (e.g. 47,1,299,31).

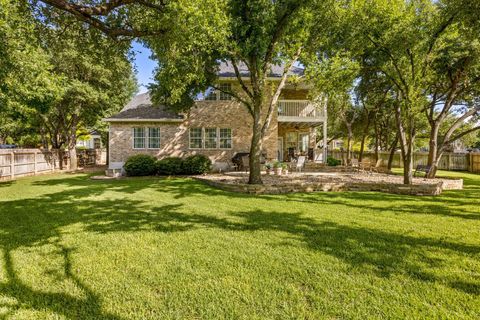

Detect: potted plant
273,161,282,175
265,162,272,175
282,163,289,175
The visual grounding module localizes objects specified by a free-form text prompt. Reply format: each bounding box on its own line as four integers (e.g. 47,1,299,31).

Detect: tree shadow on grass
0,244,122,320
0,173,479,318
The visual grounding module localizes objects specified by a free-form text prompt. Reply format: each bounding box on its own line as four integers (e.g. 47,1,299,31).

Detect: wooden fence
0,148,106,181
328,150,480,173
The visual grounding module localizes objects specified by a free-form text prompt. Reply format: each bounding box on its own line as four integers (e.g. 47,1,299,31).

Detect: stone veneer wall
108,100,277,170
195,177,457,196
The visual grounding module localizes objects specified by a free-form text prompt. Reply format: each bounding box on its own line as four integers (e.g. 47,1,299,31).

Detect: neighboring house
76,130,102,149
105,62,327,171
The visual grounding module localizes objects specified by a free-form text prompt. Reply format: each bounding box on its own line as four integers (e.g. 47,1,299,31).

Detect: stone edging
194,177,463,196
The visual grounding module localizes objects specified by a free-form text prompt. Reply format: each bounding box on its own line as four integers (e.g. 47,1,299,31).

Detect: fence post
470,153,473,172
10,151,14,179
34,150,37,174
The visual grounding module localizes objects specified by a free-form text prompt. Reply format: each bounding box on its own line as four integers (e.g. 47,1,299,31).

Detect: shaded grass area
0,171,479,319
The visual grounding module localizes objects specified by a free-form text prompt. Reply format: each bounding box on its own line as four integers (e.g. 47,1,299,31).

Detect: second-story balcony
277,100,326,123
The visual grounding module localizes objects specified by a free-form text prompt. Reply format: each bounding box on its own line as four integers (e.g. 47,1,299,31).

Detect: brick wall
108,101,277,170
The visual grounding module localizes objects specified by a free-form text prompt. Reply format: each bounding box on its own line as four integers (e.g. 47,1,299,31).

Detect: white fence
328,150,480,173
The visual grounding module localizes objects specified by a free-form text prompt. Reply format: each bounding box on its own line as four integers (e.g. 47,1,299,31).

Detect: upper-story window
219,83,232,100
205,88,217,101
203,83,232,101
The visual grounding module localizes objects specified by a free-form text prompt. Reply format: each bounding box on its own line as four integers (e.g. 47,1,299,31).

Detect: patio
195,171,463,196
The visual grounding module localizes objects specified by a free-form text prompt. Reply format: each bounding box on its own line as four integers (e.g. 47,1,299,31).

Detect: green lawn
0,171,479,319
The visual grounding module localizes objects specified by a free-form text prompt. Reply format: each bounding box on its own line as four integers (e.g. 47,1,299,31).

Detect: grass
0,171,479,319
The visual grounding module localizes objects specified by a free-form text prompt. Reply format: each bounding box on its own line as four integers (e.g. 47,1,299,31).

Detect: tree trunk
358,116,370,162
387,135,398,171
395,104,414,185
346,124,353,164
69,146,78,171
426,122,439,178
404,138,414,185
248,104,263,184
67,118,78,171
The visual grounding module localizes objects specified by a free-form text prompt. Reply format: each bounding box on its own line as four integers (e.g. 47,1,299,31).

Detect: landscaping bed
196,172,463,195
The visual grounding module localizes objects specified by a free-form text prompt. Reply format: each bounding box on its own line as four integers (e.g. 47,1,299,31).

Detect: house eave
103,118,184,123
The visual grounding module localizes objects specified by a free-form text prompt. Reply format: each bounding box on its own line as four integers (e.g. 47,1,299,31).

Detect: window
189,128,203,149
286,132,297,150
148,128,160,149
204,128,217,149
205,88,217,101
219,83,232,100
93,138,101,149
219,128,232,149
133,127,145,149
133,127,160,149
299,133,309,153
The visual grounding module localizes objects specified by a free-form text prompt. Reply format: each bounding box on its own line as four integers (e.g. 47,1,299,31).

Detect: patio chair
371,159,384,173
349,158,359,172
296,156,306,172
359,159,372,173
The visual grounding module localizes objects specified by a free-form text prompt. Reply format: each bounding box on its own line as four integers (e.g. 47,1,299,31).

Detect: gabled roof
104,92,183,122
217,61,304,78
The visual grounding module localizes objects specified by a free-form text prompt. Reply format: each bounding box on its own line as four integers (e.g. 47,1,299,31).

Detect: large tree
36,9,136,170
148,0,328,184
0,0,62,145
37,0,329,184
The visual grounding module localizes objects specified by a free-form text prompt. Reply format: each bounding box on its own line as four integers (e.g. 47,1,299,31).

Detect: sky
131,41,157,94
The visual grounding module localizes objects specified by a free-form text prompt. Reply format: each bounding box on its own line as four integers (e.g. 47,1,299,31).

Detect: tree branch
261,47,302,137
39,0,167,38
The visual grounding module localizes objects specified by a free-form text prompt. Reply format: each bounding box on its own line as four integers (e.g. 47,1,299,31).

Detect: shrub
327,156,341,167
156,157,184,175
124,154,157,176
182,154,212,175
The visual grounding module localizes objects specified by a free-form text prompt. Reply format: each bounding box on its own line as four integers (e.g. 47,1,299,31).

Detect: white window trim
189,128,204,150
204,128,218,150
132,127,161,150
147,127,161,150
188,127,233,150
133,127,146,150
219,128,233,150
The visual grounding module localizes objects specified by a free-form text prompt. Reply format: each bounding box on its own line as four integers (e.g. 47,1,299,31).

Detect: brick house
105,63,327,171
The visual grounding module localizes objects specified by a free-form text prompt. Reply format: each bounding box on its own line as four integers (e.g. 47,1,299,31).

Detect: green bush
182,154,212,175
326,156,341,167
124,154,157,176
156,157,184,175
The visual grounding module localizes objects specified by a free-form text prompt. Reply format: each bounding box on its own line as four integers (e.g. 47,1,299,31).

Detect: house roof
217,61,304,78
104,92,183,122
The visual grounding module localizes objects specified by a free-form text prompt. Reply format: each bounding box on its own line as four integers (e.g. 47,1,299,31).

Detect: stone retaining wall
195,177,461,196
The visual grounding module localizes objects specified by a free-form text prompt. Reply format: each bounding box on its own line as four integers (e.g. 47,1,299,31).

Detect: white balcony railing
277,100,324,119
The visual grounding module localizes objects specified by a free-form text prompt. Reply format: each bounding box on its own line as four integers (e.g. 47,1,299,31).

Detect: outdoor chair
296,156,306,172
414,165,432,178
349,158,359,172
359,159,372,173
371,159,384,173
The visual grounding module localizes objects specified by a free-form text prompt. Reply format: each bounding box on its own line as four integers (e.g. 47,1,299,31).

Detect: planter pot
266,169,271,175
283,169,289,175
275,168,282,175
269,170,275,175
